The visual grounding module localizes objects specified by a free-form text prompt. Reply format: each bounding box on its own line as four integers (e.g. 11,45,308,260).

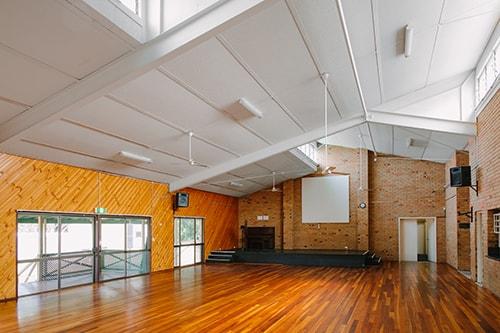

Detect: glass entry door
98,217,150,281
17,212,151,296
174,217,204,267
17,213,95,296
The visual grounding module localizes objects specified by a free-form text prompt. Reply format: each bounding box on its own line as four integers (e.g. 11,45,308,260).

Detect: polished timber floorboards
1,262,499,332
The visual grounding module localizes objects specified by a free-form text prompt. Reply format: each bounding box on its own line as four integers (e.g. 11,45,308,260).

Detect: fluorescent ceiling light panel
404,25,414,58
238,98,263,118
118,151,153,164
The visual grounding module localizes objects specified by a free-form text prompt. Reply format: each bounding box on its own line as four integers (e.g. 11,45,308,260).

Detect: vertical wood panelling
174,188,239,258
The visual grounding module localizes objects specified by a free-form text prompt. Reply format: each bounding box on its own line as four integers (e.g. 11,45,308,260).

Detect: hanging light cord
323,73,329,170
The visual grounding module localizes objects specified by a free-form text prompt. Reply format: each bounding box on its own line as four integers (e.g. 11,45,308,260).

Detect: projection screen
301,176,349,223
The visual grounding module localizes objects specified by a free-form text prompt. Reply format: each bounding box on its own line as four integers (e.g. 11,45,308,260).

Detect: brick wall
239,188,283,248
368,153,446,261
445,151,471,270
286,146,368,250
467,89,500,297
239,145,447,261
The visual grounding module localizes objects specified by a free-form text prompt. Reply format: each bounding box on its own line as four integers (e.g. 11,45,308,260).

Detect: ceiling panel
428,11,498,84
379,26,437,101
191,183,247,197
325,124,367,150
239,97,304,143
441,0,500,23
161,38,303,143
24,120,199,178
393,127,431,159
368,123,393,154
0,45,75,105
290,0,365,117
376,0,443,39
221,1,340,130
256,151,310,173
195,117,268,155
110,70,226,132
355,53,382,109
376,0,443,101
429,131,469,150
66,97,181,147
162,38,269,110
0,99,27,125
2,139,178,184
64,96,236,166
422,140,455,162
0,0,131,79
392,87,462,121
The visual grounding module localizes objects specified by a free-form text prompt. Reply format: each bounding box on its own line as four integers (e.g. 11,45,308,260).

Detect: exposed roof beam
0,0,272,146
169,115,365,191
367,110,476,136
334,0,377,155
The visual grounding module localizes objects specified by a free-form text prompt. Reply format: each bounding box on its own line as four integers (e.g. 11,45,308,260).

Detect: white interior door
400,219,418,261
477,213,484,284
426,219,437,262
417,222,426,254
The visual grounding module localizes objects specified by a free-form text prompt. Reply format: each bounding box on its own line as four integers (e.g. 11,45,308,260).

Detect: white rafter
169,115,365,191
367,110,476,136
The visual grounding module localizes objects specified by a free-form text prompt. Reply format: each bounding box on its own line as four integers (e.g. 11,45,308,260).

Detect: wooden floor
1,262,499,332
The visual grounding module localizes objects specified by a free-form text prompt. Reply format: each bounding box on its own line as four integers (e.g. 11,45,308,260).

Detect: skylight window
116,0,141,17
476,40,499,105
298,143,319,164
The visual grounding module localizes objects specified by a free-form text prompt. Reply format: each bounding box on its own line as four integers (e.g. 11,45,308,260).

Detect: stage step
367,252,382,266
206,249,236,264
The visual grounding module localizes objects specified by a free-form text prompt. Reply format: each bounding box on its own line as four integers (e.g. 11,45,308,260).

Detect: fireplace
244,227,275,250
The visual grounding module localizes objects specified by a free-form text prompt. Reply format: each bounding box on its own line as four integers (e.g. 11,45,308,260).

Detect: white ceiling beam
0,0,273,146
169,115,365,191
367,110,476,136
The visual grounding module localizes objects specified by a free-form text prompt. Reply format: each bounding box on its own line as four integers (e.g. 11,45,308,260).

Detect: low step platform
206,249,236,264
233,249,371,268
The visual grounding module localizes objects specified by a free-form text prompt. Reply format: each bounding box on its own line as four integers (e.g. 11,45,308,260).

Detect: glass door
59,216,94,288
17,213,94,296
174,217,204,267
98,216,150,281
17,212,151,296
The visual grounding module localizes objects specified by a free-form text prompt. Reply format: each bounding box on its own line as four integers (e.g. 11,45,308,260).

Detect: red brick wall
368,154,446,261
239,146,447,261
239,146,369,251
445,151,471,270
468,89,500,297
239,188,283,248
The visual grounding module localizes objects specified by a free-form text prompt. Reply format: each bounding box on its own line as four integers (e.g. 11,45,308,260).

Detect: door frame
173,216,205,268
16,210,152,298
476,211,484,285
398,217,437,262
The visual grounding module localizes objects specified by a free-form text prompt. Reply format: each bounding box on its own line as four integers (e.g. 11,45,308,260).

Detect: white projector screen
301,176,349,223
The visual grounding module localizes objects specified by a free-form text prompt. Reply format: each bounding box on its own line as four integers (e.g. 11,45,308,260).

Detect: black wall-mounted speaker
450,166,471,187
175,192,189,209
